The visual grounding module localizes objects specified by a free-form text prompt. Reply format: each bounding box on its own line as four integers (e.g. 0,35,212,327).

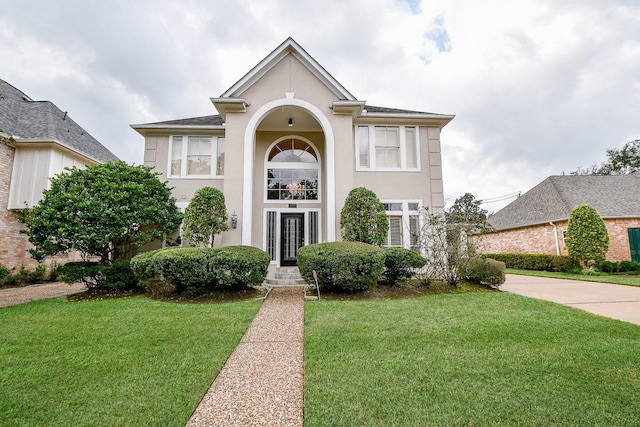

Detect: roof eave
130,124,226,136
357,112,455,127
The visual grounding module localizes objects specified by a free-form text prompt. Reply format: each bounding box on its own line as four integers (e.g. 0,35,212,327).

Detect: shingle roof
488,174,640,230
141,115,225,127
0,79,118,163
364,105,445,115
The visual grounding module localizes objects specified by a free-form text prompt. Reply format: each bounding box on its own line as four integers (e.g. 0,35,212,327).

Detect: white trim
243,98,335,245
381,200,422,249
355,125,421,172
167,135,225,178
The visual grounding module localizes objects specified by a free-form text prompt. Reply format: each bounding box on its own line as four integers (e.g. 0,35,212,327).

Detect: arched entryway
242,96,335,266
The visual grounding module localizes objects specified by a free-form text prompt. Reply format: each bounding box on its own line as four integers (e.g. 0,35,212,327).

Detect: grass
0,296,261,426
507,268,640,287
304,292,640,426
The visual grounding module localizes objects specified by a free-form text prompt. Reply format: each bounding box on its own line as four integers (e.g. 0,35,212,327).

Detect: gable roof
219,37,356,101
488,174,640,230
0,79,118,163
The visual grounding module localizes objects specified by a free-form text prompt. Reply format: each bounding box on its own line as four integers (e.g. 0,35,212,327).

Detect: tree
21,161,182,263
447,193,492,232
340,187,388,246
571,139,640,175
182,187,229,247
565,204,609,265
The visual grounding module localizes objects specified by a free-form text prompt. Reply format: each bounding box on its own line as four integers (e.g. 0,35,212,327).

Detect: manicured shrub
0,264,10,284
596,260,620,273
297,241,385,292
340,187,388,246
485,253,579,272
130,246,270,292
619,260,640,272
463,257,506,287
59,261,139,290
382,248,426,286
565,204,609,265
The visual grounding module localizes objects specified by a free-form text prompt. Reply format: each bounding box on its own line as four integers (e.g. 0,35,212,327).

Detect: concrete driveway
501,274,640,326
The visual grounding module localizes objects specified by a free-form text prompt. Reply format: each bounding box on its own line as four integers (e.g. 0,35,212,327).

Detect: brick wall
0,140,34,269
475,218,640,262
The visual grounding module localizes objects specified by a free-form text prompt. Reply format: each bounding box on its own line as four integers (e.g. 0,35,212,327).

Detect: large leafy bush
297,241,385,292
20,161,182,263
463,257,506,287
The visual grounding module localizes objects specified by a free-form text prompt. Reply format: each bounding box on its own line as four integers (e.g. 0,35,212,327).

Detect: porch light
288,117,293,127
231,211,238,229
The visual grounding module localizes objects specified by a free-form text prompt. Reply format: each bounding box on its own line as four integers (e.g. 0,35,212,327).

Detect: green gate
629,228,640,262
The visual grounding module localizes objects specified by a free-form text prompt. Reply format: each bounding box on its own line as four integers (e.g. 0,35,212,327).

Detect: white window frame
356,125,421,172
263,136,322,204
168,135,225,179
381,200,422,249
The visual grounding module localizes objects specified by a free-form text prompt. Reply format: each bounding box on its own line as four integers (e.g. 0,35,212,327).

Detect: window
266,139,320,201
382,201,422,250
169,136,225,177
356,125,419,170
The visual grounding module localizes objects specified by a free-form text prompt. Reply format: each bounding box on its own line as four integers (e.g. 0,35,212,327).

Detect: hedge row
130,246,270,292
484,253,579,272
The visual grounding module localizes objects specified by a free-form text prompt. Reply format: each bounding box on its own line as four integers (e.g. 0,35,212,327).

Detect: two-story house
132,38,454,267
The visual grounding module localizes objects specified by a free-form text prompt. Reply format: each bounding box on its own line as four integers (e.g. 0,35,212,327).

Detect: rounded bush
463,257,506,287
130,246,270,292
382,248,426,286
297,241,385,292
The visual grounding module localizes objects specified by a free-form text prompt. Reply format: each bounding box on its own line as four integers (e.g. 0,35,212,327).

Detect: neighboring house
0,79,118,269
132,38,454,266
476,174,640,262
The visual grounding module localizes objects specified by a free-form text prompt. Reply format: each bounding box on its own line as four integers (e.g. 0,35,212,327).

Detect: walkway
186,286,305,427
501,274,640,325
0,282,86,308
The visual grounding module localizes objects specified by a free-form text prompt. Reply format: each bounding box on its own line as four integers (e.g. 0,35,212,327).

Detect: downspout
549,222,560,255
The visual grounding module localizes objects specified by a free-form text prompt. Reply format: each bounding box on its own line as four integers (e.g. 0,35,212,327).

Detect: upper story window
169,136,225,178
356,125,419,171
266,138,320,201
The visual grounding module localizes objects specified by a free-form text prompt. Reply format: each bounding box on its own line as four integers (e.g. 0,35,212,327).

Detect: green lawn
304,292,640,426
507,268,640,287
0,296,261,426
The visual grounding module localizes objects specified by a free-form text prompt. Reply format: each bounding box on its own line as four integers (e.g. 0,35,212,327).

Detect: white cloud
1,0,638,211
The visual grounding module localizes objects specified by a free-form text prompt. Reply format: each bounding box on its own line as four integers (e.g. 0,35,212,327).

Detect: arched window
266,139,319,201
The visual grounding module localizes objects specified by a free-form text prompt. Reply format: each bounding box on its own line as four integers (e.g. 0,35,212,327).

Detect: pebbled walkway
0,282,86,308
186,286,305,427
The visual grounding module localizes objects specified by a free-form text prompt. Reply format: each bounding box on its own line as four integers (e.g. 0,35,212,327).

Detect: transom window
169,136,225,177
266,139,320,201
356,125,419,170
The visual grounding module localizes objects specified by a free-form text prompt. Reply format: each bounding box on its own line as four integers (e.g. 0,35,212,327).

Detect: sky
1,0,638,212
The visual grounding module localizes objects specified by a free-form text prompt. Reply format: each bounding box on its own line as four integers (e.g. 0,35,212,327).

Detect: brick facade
475,218,640,262
0,139,34,269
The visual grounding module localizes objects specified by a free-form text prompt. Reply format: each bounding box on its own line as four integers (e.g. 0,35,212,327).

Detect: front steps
265,267,307,286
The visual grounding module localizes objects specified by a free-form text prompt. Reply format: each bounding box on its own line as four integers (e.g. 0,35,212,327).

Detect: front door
281,213,304,266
